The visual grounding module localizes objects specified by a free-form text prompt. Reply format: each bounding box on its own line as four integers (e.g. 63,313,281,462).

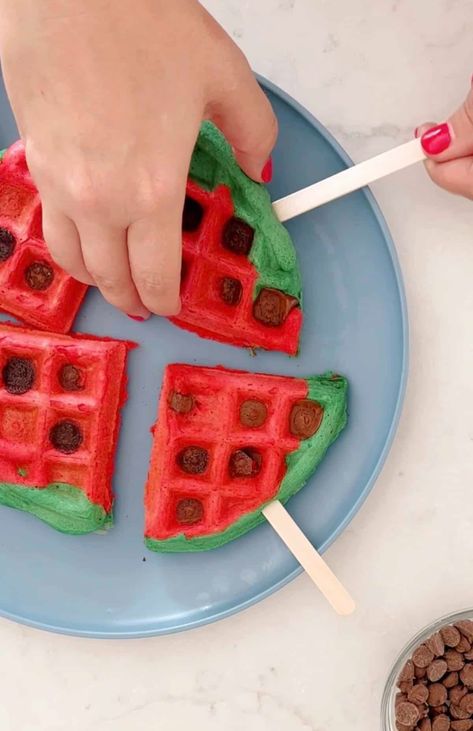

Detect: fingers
209,50,278,183
127,204,182,318
126,124,200,316
41,204,94,285
417,85,473,161
77,220,150,318
422,156,473,200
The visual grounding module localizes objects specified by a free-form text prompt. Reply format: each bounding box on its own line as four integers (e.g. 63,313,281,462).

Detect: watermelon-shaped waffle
145,364,347,552
0,323,131,534
0,143,87,332
175,122,303,355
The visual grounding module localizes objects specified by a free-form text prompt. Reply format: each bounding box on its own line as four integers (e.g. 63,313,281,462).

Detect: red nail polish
127,314,145,322
261,157,273,183
420,123,451,155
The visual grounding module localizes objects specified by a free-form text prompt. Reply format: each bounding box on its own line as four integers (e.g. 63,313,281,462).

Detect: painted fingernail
127,314,146,322
420,123,451,155
261,157,273,183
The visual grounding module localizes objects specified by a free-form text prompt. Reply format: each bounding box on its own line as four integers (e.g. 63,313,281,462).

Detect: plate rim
0,74,408,638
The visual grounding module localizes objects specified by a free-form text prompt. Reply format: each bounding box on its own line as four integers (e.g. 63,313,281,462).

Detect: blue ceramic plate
0,77,407,637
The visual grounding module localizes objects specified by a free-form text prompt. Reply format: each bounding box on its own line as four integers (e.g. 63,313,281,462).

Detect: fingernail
261,157,273,183
414,127,419,138
420,123,451,155
127,314,146,322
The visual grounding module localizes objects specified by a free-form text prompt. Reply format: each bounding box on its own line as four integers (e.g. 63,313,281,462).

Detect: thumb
416,84,473,161
415,121,473,199
209,52,278,183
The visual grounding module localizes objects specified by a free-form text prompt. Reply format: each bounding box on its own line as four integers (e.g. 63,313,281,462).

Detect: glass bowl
381,608,473,730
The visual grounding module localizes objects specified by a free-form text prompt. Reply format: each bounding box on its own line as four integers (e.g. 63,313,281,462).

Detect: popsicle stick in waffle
145,363,352,613
273,138,426,222
0,322,131,533
263,500,355,615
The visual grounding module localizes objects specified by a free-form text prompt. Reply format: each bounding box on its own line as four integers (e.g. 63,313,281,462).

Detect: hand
416,81,473,201
0,0,277,318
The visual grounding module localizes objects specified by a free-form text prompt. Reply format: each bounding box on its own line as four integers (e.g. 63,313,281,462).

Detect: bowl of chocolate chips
382,611,473,731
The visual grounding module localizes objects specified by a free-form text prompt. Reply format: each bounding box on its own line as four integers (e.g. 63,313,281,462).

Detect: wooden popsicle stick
262,499,355,616
273,138,426,222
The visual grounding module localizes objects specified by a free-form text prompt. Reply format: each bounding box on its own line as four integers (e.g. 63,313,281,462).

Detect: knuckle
133,176,182,215
68,173,99,211
91,271,129,297
266,113,279,150
135,269,177,301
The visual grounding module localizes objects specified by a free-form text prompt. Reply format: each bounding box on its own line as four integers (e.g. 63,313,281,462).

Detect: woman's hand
0,0,277,318
416,81,473,202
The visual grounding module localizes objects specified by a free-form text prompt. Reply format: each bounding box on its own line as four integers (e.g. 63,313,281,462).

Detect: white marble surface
2,1,473,729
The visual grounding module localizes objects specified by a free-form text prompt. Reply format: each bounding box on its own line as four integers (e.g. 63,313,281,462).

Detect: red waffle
172,180,302,355
0,323,131,513
0,142,88,332
145,364,312,546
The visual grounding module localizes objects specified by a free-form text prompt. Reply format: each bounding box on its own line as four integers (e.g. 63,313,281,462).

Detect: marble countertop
2,1,473,729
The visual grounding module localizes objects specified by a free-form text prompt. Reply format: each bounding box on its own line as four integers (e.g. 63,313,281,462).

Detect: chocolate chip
58,364,83,391
219,277,242,306
396,692,408,707
240,399,268,428
450,687,468,706
399,661,416,683
24,261,54,291
253,288,298,327
229,448,262,478
419,720,433,731
182,197,203,232
428,660,449,683
408,685,429,705
413,645,435,669
460,696,473,715
446,652,465,672
0,228,15,261
3,357,35,395
175,498,203,525
169,392,194,414
428,634,446,658
457,639,472,654
429,684,448,707
397,702,420,727
444,673,460,689
460,666,473,690
289,399,324,439
49,419,83,454
451,706,473,721
222,217,254,255
451,721,473,731
442,627,462,648
457,624,473,644
177,446,209,474
432,715,451,731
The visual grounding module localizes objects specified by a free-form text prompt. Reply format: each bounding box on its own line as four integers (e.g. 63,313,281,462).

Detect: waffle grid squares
153,365,307,538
